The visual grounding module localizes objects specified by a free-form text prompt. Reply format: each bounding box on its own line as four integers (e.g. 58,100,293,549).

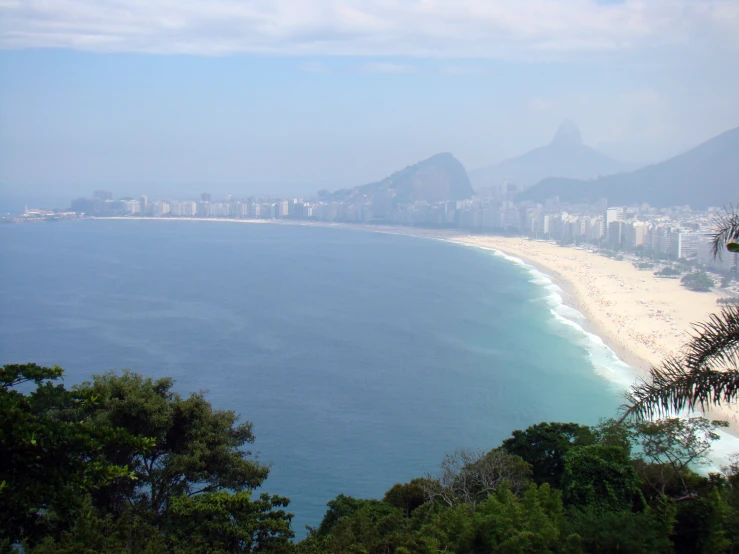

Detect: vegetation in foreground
4,363,739,553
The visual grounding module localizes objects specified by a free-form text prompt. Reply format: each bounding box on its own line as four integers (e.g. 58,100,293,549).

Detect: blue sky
1,0,738,203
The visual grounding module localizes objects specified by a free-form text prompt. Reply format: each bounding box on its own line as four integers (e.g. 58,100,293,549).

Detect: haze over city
1,0,739,203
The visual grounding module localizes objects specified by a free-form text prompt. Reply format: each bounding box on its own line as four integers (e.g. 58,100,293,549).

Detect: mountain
323,153,474,204
469,120,633,190
518,126,739,209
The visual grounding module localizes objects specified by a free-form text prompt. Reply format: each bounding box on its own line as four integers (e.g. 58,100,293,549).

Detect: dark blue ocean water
0,220,626,534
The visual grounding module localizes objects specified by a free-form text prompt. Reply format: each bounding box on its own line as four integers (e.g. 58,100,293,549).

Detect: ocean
0,219,632,534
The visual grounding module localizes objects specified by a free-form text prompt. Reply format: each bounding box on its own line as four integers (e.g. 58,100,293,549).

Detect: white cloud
356,62,417,74
0,0,737,57
438,64,487,76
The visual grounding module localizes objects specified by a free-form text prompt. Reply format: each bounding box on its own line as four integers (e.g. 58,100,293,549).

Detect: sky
1,0,738,204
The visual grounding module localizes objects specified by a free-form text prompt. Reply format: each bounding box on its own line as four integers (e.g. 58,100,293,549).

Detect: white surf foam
455,240,739,469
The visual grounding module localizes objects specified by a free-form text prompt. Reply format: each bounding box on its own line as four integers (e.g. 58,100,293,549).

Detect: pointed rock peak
551,119,583,147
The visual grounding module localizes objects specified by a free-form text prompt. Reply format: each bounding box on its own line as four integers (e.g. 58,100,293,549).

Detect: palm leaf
622,306,739,420
711,206,739,259
683,307,739,371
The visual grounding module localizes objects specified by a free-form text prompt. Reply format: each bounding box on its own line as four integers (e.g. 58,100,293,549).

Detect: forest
3,362,739,553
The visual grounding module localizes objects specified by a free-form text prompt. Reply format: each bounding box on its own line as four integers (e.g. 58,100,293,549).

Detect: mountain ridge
323,152,474,205
518,126,739,208
469,121,635,191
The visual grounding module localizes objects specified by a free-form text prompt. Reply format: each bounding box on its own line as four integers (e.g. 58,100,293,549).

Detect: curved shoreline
91,217,738,434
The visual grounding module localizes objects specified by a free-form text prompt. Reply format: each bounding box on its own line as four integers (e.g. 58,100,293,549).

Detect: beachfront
443,234,739,429
452,236,720,370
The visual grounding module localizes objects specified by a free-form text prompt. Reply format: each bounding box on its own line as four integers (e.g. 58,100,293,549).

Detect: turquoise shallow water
0,220,628,534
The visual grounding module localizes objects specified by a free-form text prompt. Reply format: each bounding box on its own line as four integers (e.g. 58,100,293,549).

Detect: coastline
92,217,737,431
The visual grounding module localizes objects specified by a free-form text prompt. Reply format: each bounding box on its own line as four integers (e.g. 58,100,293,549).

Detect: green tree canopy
74,370,269,520
0,363,145,546
561,444,639,510
1,365,292,552
681,271,715,292
501,422,596,487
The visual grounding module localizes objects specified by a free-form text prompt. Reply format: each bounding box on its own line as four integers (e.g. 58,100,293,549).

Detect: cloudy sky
1,0,738,202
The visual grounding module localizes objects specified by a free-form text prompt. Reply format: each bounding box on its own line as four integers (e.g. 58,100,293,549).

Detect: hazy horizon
1,1,738,203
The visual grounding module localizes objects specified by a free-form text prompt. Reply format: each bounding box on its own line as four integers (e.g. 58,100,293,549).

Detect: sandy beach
449,236,718,370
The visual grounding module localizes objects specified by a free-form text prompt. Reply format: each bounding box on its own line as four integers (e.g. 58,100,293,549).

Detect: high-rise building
608,221,623,247
94,190,113,200
201,193,212,202
605,207,625,242
670,231,708,259
605,207,625,226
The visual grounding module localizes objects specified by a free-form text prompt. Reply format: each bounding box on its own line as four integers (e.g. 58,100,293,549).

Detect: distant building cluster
10,185,735,275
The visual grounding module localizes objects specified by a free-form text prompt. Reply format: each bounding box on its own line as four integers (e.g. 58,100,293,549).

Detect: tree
305,495,406,554
382,479,426,518
562,502,676,554
712,207,739,257
1,365,293,552
163,491,294,553
672,488,730,554
501,422,595,487
656,266,681,277
681,271,714,292
624,305,739,419
630,417,726,497
0,363,146,547
75,370,269,520
560,444,639,510
623,206,739,419
423,483,566,553
423,448,531,509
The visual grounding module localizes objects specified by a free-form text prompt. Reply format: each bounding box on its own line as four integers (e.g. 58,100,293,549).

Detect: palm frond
711,205,739,260
621,358,739,421
621,306,739,421
683,306,739,371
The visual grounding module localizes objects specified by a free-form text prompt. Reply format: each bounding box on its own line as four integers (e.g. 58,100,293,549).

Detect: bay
0,219,625,534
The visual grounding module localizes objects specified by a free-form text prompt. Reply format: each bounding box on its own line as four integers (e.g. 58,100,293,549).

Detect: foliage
163,491,294,553
303,496,406,553
423,448,531,508
75,370,269,519
629,418,726,497
562,502,676,554
711,206,739,258
624,207,739,418
560,444,639,510
0,364,292,552
303,482,568,554
681,271,715,292
501,422,595,487
421,483,566,553
0,364,145,546
623,306,739,419
656,266,682,277
673,488,729,554
382,479,426,517
9,362,739,553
